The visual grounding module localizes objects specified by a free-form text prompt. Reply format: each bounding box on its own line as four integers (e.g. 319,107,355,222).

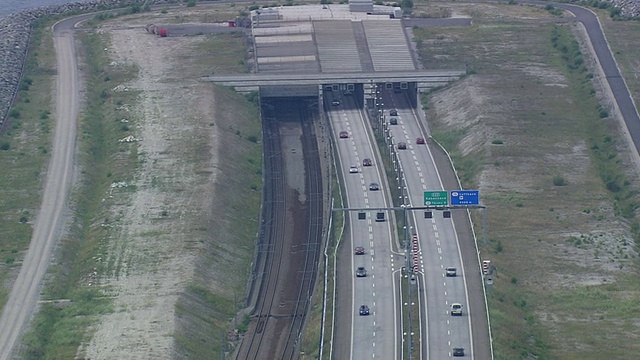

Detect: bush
0,142,10,151
552,175,567,186
9,109,20,119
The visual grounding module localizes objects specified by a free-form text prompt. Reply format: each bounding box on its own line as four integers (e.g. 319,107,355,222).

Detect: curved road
532,2,640,156
0,16,83,359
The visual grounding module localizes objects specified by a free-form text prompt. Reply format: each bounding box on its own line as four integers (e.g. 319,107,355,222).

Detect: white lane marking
437,248,442,254
364,198,369,205
434,232,439,238
432,224,437,231
436,240,441,246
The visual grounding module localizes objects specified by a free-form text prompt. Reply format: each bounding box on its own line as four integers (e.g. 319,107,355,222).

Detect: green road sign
424,191,448,206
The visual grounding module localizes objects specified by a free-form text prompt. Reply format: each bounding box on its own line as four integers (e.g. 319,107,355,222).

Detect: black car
356,266,367,277
389,117,398,125
452,347,465,356
359,305,370,316
397,142,407,150
362,158,372,166
389,109,398,116
369,182,379,191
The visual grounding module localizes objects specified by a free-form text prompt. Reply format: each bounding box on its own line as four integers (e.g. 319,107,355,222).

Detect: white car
349,165,358,173
451,303,463,316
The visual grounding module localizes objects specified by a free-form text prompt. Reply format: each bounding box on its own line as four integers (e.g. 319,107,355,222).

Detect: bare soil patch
75,7,252,357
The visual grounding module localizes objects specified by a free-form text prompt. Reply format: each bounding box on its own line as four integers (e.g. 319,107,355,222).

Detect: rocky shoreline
0,0,639,129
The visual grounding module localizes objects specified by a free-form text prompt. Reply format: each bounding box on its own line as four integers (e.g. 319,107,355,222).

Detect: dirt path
0,18,79,359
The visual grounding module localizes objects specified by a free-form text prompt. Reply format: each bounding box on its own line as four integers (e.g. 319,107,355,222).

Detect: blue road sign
450,190,479,205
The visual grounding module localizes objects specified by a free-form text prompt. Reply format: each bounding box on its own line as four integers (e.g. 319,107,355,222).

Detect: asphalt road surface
382,89,475,359
0,16,82,359
329,92,401,360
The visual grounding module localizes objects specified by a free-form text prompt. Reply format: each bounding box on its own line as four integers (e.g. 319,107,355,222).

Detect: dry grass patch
415,9,640,358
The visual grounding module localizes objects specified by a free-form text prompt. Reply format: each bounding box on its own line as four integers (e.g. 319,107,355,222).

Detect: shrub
491,139,504,145
552,175,567,186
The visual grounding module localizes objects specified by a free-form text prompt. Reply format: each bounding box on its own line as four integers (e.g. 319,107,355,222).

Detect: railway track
237,98,324,360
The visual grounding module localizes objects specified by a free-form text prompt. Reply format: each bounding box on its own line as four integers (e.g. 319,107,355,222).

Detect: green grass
413,12,640,359
0,18,57,312
22,27,140,357
172,86,263,358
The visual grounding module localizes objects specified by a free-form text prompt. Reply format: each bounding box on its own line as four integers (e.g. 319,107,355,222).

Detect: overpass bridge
203,69,466,107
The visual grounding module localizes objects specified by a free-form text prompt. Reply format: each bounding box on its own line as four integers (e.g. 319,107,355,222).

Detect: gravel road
0,17,79,359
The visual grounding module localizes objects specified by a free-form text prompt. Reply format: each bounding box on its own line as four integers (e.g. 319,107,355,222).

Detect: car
416,137,425,144
343,90,353,96
359,305,370,316
452,347,465,357
355,246,365,255
362,158,372,166
349,165,358,173
451,303,463,316
332,100,340,106
369,182,379,191
397,142,407,150
375,212,385,222
446,267,457,277
389,109,398,116
356,266,367,277
339,131,349,138
389,117,398,125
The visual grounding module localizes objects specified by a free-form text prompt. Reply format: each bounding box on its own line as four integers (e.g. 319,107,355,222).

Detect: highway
328,90,401,360
380,87,474,358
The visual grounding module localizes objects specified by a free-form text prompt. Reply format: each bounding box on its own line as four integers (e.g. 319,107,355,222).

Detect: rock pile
608,0,640,18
